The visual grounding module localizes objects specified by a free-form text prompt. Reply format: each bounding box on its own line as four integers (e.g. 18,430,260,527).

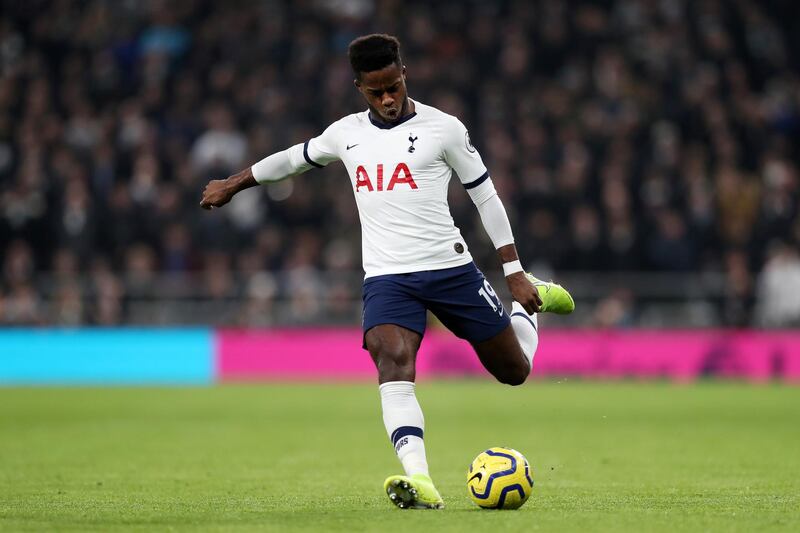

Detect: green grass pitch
1,382,798,532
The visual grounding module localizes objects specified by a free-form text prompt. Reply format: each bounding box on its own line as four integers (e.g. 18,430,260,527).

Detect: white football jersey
289,100,489,278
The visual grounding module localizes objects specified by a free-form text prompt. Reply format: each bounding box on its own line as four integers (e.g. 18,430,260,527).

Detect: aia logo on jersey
355,163,418,192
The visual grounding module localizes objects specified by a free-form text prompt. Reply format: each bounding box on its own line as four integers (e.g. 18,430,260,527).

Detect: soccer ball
467,447,534,509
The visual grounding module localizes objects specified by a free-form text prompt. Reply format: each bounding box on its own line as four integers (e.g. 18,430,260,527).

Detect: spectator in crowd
0,0,797,327
755,242,800,328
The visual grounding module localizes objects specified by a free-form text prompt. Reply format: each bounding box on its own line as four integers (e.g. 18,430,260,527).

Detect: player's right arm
199,166,258,209
200,124,341,210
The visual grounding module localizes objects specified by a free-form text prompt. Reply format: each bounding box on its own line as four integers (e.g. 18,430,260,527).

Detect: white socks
378,312,536,476
379,381,429,477
510,300,539,370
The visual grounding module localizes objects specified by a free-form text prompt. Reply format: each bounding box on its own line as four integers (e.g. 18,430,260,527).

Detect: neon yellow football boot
525,273,575,314
384,473,444,509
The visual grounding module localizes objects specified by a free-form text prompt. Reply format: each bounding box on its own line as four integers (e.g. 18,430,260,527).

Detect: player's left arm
443,118,541,314
468,181,542,314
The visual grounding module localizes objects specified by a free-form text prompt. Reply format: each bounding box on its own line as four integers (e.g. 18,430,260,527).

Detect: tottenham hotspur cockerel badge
408,134,418,153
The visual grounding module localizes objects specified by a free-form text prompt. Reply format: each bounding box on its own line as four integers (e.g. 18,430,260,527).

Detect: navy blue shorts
362,262,511,348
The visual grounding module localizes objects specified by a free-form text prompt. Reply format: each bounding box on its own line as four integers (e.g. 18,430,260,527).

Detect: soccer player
200,34,574,509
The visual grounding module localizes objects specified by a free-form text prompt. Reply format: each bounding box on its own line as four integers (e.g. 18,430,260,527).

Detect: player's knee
375,346,415,382
498,370,528,386
495,359,529,386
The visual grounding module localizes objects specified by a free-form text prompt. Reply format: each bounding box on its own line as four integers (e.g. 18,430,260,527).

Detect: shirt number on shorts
478,280,504,316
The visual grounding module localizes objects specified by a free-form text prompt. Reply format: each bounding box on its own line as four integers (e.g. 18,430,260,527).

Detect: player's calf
472,326,530,386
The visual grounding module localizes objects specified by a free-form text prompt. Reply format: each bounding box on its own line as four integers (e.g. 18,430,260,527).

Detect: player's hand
506,272,542,314
200,179,235,210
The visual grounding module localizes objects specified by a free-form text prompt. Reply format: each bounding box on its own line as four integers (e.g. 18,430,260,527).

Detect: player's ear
353,76,361,89
402,65,407,79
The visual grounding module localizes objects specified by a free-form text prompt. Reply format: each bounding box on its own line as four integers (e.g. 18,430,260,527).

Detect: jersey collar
368,101,418,129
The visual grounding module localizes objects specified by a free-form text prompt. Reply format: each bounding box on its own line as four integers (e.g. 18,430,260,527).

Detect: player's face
355,63,408,123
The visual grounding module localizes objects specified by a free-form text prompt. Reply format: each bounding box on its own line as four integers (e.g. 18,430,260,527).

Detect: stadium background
0,0,798,331
1,2,799,531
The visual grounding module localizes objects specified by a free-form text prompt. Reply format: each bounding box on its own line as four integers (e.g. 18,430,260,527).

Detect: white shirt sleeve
442,115,514,249
468,179,515,249
442,116,489,188
251,121,342,183
251,144,306,183
304,121,342,168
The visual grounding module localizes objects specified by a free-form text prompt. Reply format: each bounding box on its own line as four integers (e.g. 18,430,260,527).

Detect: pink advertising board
216,329,800,382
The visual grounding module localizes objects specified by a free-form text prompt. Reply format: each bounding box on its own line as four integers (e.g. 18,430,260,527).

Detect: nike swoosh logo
346,144,359,150
468,472,483,483
533,282,551,293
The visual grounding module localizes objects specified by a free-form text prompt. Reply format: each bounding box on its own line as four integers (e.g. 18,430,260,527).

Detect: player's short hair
348,34,402,77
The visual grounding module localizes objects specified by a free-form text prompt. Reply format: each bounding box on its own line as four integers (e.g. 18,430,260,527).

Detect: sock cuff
511,300,528,315
511,311,537,332
511,301,538,329
379,381,415,393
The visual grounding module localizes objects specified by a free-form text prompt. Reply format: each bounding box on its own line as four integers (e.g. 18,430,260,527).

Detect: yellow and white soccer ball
467,447,534,509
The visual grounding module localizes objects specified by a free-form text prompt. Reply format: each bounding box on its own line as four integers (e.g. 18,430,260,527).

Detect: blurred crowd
1,0,799,327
